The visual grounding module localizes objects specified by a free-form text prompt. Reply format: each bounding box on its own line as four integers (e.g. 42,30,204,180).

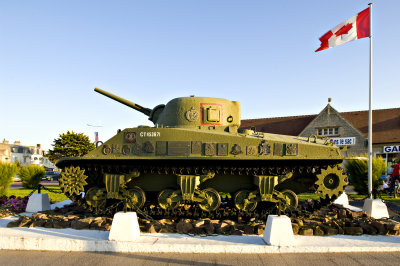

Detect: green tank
56,88,347,217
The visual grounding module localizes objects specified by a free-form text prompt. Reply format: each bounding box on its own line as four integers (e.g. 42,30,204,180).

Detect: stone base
333,192,349,206
263,215,296,246
109,212,140,241
26,193,51,213
363,199,389,219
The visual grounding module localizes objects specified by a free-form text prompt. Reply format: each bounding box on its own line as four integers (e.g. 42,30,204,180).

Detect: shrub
0,162,18,195
19,165,45,189
345,156,387,195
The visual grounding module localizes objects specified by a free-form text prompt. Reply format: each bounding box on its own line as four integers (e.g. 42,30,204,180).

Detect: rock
67,215,79,220
359,222,378,235
314,226,325,236
80,217,94,224
71,219,90,230
243,225,254,235
222,220,235,226
19,217,32,227
338,209,347,218
193,226,205,235
176,220,194,234
299,227,313,236
294,219,304,227
337,226,344,234
385,222,400,231
344,227,363,235
325,227,338,236
193,220,205,228
231,229,243,236
53,220,70,229
388,230,399,236
32,220,46,227
256,224,265,235
291,223,299,235
215,222,231,234
32,213,48,220
349,211,364,219
103,223,112,231
159,219,174,225
90,221,103,230
6,220,20,227
145,222,161,233
303,219,320,227
203,219,211,225
44,221,54,228
204,222,215,235
371,221,388,235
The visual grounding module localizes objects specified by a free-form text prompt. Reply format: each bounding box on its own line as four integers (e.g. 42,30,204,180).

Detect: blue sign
383,145,400,153
332,137,356,146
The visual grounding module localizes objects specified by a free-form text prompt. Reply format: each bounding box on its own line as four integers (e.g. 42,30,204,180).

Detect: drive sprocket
315,165,348,198
59,166,88,196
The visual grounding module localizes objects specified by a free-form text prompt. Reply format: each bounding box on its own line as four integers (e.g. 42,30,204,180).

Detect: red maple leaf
335,23,353,38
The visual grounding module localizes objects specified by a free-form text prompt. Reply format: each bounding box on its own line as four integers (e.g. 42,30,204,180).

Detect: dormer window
318,127,339,136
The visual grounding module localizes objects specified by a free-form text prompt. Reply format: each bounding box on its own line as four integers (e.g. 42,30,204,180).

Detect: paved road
0,251,399,265
10,181,59,189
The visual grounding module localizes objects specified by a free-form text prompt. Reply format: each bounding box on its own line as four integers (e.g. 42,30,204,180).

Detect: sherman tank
56,88,348,218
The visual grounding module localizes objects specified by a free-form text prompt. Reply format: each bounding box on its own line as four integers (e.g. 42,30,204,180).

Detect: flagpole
368,3,373,198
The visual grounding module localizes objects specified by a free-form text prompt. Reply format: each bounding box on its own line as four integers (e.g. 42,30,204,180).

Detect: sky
1,0,399,151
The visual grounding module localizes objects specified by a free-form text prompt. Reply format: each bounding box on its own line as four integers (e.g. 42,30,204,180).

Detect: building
241,100,400,168
0,140,56,169
0,140,11,163
10,141,44,166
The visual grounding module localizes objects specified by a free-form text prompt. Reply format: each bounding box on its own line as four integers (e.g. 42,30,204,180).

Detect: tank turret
95,88,241,131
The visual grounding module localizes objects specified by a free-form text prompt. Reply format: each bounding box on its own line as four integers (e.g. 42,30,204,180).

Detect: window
317,127,339,136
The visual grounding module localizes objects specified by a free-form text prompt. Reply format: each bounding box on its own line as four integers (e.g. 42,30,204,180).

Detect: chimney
37,144,41,149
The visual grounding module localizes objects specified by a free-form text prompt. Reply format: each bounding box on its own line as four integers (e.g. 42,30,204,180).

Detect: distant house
0,140,11,163
241,101,400,168
0,140,55,169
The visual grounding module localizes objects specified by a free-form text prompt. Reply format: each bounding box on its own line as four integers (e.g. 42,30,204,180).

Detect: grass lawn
7,186,69,203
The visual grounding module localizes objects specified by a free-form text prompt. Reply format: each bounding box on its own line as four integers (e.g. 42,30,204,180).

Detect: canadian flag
315,7,370,52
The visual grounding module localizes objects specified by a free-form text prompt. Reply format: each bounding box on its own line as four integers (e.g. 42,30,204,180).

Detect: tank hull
57,126,347,218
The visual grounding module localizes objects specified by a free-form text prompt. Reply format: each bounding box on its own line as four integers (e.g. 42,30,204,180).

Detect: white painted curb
26,193,51,213
263,215,296,246
109,212,140,241
363,199,389,219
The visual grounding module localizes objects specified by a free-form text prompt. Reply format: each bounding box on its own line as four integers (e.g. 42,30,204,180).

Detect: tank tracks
59,159,347,220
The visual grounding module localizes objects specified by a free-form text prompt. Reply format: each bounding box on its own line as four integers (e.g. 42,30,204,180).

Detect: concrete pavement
1,200,400,254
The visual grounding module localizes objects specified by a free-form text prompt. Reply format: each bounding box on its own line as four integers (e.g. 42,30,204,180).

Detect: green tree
47,131,95,163
0,162,18,195
19,165,45,189
345,156,387,195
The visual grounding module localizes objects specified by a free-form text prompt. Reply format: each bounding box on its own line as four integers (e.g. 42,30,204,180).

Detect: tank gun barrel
94,88,152,116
